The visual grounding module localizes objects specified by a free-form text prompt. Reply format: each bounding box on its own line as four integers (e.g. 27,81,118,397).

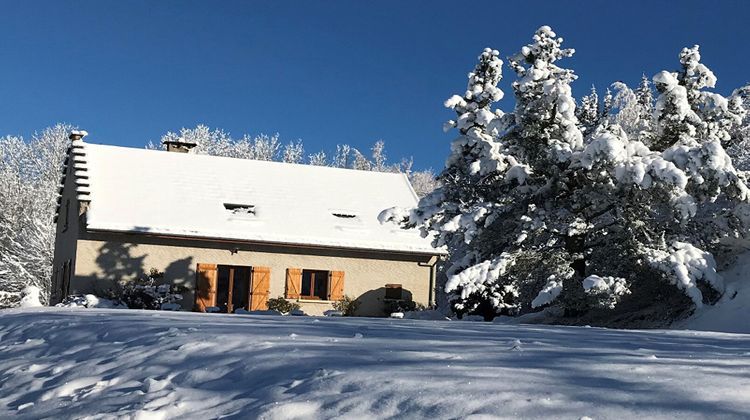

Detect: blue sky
1,1,749,170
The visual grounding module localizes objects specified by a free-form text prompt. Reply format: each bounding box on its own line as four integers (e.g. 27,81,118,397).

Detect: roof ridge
83,142,408,177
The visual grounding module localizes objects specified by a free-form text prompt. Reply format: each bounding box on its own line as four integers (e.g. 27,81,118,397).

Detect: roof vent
163,136,197,153
332,212,357,219
224,203,256,215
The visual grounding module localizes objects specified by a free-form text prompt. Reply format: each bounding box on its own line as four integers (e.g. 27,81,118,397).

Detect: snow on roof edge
86,225,448,256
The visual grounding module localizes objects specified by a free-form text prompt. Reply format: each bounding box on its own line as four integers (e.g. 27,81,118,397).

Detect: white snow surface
1,309,749,419
71,142,440,255
678,251,750,334
18,286,42,308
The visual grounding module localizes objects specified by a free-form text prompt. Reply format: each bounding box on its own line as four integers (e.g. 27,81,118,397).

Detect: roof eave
85,227,449,257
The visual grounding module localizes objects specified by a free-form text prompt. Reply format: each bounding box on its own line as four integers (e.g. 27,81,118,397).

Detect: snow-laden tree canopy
0,124,73,306
383,26,750,320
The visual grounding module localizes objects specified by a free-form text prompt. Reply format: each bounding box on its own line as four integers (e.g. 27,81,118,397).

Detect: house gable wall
50,159,84,304
72,232,435,316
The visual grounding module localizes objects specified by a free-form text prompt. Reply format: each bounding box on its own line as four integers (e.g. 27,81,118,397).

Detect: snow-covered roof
67,141,443,255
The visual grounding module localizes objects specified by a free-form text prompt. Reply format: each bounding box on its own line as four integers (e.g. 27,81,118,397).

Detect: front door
216,265,252,313
195,264,271,313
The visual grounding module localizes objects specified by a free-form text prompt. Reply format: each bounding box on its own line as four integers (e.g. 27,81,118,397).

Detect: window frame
300,269,331,301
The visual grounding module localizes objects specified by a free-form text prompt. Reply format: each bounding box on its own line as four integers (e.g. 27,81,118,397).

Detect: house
51,132,445,316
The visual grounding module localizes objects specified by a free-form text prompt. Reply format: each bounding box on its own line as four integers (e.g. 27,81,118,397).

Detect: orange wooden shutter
285,268,302,299
328,271,345,301
194,263,218,312
249,266,271,311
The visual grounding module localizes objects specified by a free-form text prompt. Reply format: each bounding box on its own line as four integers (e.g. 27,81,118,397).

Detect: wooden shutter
194,263,218,312
328,271,345,301
249,267,271,311
285,268,302,299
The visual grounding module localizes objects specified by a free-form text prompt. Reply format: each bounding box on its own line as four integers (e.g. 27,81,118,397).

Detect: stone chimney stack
163,137,197,153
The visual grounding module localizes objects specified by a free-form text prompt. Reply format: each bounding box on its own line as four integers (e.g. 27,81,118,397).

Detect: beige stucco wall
71,232,436,316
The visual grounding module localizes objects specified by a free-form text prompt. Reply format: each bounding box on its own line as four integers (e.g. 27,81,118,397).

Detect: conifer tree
577,86,600,135
380,47,507,316
386,28,748,321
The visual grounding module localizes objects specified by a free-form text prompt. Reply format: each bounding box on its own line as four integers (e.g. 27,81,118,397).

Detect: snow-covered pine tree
387,27,746,322
576,86,600,135
610,82,641,139
726,85,750,170
380,47,507,317
653,46,748,203
464,25,593,317
601,88,614,124
635,75,655,144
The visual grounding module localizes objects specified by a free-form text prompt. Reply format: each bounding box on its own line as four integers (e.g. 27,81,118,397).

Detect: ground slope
1,309,749,419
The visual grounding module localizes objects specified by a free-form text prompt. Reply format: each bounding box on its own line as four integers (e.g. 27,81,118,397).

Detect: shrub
0,291,21,309
105,269,185,310
333,295,359,316
267,297,301,314
384,299,424,314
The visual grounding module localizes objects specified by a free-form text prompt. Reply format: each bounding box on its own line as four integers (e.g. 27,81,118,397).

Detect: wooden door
249,267,271,311
195,263,218,312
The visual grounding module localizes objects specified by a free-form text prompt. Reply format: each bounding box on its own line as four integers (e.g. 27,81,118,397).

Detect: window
286,269,344,301
301,270,330,300
385,284,403,300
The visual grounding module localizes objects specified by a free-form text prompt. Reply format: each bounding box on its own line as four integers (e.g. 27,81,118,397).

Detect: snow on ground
677,251,750,334
1,309,749,419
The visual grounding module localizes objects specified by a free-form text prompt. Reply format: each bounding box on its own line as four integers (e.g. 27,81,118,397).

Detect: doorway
215,265,252,313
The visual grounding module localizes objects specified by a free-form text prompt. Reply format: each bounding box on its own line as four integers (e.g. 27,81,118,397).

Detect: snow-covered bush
56,294,126,309
332,295,360,316
267,297,301,314
582,275,631,309
383,298,424,315
0,291,21,309
19,286,43,308
103,269,185,310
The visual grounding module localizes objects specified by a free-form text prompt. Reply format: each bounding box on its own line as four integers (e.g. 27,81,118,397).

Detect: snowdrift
677,251,750,334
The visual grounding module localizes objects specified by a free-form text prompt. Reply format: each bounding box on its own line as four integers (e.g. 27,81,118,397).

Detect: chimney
163,136,197,153
69,130,88,141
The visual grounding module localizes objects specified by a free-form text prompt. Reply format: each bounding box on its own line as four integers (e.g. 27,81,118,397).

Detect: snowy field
1,309,749,419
